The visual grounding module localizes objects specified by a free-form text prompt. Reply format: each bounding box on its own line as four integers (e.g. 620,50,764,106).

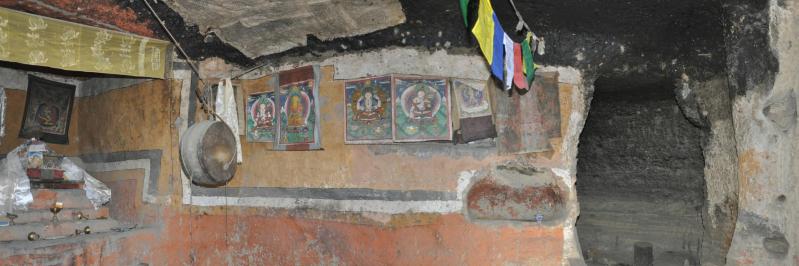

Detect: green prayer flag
522,37,536,85
460,0,470,26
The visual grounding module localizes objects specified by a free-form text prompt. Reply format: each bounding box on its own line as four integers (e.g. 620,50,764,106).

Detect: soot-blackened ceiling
4,0,733,80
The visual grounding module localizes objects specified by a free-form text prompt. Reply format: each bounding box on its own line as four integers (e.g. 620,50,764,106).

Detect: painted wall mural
392,76,452,142
345,76,393,144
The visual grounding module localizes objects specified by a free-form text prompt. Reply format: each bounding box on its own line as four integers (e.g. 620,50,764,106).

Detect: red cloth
512,43,528,90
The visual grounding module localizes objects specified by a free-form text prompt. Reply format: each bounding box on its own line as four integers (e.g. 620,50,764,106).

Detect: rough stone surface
689,76,740,265
576,77,708,265
763,235,790,256
577,78,705,203
725,0,799,264
164,0,405,58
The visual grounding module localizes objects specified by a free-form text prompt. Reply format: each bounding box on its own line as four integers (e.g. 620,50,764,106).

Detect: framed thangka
246,92,276,142
19,75,76,144
452,78,496,143
274,65,322,150
344,76,393,144
392,76,452,142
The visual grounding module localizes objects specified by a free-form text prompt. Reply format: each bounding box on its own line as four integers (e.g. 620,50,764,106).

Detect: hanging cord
141,0,216,262
142,0,221,121
507,0,530,33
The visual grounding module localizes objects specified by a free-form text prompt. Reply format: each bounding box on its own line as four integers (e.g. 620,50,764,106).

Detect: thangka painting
274,65,322,150
19,75,76,144
246,92,276,142
452,78,496,143
345,76,393,144
392,76,452,142
493,72,561,154
453,79,492,118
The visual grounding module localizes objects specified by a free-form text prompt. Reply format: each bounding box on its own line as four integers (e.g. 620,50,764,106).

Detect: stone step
0,219,120,242
28,189,95,210
0,208,109,225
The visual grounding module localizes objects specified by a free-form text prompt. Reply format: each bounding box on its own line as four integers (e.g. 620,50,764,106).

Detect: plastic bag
83,173,111,209
0,142,112,214
61,158,111,209
0,144,33,215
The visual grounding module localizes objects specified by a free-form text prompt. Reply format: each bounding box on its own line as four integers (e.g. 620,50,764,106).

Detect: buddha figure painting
392,76,452,142
345,76,392,143
246,92,276,142
453,79,492,118
278,80,316,145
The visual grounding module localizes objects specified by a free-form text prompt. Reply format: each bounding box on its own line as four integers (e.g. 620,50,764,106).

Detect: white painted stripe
190,196,463,214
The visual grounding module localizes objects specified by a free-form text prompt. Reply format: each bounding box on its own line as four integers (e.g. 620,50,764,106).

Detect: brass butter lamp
50,202,63,223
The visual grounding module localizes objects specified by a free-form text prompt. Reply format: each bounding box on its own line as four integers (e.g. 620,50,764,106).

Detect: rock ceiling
164,0,406,58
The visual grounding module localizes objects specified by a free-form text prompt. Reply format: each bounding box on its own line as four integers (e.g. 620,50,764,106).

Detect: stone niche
465,162,568,224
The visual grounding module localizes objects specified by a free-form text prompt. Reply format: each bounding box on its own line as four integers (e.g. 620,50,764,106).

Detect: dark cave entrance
576,77,709,266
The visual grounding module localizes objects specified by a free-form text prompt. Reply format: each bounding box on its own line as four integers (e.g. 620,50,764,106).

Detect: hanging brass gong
180,120,237,187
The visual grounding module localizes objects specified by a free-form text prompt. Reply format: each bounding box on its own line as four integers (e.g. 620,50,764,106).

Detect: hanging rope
142,0,220,121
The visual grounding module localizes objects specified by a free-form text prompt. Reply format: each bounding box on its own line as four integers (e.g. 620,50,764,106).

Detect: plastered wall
0,48,587,265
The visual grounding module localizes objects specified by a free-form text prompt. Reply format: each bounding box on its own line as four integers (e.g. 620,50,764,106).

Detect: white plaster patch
551,168,573,189
456,170,477,201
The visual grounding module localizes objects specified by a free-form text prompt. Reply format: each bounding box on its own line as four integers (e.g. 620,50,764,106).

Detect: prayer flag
491,13,505,81
471,0,495,63
522,33,536,85
460,0,470,26
503,33,514,90
513,43,528,90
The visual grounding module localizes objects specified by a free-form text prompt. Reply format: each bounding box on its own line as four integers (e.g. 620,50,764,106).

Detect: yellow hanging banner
0,7,170,78
471,0,495,63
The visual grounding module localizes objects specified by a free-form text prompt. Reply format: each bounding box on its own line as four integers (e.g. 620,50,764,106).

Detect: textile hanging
392,76,453,142
215,78,242,163
503,33,514,90
0,7,169,78
460,0,470,26
490,14,505,81
512,43,528,90
522,34,536,85
19,76,75,144
471,0,495,63
274,65,322,151
344,76,393,144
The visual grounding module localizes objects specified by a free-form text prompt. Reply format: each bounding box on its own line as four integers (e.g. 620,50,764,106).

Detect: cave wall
0,48,590,265
577,80,705,203
176,54,588,264
725,0,799,264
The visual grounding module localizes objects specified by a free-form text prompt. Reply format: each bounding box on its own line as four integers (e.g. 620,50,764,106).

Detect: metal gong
180,120,237,187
